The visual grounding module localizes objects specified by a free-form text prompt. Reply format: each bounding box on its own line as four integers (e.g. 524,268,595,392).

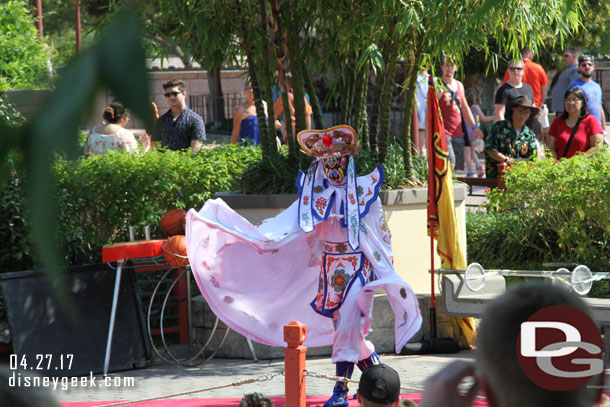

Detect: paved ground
51,351,477,404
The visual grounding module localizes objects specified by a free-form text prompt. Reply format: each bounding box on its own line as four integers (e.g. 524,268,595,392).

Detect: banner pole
430,232,437,338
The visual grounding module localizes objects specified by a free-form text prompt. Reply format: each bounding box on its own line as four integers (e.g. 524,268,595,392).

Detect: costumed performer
185,125,422,407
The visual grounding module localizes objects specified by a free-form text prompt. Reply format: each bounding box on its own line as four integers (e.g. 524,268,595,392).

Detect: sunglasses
508,66,524,71
163,91,183,98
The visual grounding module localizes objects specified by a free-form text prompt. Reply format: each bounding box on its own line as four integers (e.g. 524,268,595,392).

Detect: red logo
517,305,602,391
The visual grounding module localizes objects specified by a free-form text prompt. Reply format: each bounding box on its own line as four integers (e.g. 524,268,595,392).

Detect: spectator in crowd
238,392,274,407
232,82,267,146
502,47,549,139
485,95,539,178
465,88,494,177
84,101,150,156
418,283,605,407
494,59,535,121
551,47,580,114
154,79,206,153
435,56,483,172
547,87,603,159
273,73,312,143
568,55,607,135
503,47,549,107
415,68,429,156
357,364,402,407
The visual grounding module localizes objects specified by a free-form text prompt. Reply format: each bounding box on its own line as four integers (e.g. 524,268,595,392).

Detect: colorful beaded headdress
297,125,359,159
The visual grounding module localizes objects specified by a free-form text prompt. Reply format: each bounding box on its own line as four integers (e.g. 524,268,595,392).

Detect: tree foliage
0,10,152,286
0,0,53,90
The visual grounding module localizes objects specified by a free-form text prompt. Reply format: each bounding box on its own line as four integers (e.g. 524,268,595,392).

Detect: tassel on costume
323,362,354,407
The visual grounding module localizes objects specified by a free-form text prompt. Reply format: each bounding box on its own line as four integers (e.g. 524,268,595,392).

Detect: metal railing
189,93,244,129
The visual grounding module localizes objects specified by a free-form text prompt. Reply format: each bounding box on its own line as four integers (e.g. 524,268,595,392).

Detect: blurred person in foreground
357,364,401,407
484,95,539,179
0,366,60,406
84,101,150,156
419,283,605,407
547,87,603,159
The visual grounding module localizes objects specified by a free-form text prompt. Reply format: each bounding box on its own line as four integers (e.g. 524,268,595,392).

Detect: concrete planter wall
192,185,467,359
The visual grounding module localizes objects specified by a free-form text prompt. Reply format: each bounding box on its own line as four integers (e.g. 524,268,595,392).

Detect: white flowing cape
185,168,422,352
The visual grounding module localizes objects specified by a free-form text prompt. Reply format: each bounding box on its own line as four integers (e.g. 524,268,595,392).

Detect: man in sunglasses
494,59,535,122
568,55,607,135
154,79,206,153
551,47,580,114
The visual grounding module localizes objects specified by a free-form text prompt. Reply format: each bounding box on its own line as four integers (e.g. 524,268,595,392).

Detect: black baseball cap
578,55,594,65
358,364,401,404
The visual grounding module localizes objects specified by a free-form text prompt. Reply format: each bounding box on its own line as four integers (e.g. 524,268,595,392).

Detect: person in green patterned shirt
484,95,540,178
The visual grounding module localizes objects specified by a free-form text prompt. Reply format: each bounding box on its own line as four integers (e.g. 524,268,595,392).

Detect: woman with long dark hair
547,87,603,159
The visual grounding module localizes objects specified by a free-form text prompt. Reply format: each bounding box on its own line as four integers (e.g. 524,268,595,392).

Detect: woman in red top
547,87,603,159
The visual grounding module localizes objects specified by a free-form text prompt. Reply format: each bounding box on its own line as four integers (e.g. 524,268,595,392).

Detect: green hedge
238,142,428,194
0,145,261,272
1,140,428,273
467,150,610,296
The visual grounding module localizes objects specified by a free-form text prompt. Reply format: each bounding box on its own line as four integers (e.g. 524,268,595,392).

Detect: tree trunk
353,66,369,149
378,50,396,164
369,37,390,154
258,0,278,154
401,52,422,183
270,0,296,157
207,66,225,128
301,59,322,129
285,7,307,135
246,52,270,157
340,57,356,125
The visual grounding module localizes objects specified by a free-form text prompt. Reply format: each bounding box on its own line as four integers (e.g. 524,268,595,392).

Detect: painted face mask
323,156,348,185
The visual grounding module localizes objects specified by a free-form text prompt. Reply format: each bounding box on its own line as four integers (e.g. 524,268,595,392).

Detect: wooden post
497,162,508,190
284,321,307,407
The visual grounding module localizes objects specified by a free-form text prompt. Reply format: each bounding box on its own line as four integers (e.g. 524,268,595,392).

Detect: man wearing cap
568,55,607,135
551,47,580,114
485,95,539,178
358,364,401,407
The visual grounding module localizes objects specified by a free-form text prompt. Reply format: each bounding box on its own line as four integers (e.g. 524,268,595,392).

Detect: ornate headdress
297,125,359,159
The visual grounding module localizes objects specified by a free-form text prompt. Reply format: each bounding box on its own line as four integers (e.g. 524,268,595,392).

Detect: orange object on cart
102,239,167,263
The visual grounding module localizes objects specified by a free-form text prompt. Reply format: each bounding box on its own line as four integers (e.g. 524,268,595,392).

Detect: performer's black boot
357,351,381,371
323,361,354,407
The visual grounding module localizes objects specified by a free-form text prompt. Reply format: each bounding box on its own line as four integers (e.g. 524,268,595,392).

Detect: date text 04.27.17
10,354,74,372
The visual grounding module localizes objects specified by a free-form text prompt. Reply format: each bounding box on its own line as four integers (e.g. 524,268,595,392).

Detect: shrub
467,150,610,297
237,142,428,194
0,0,53,91
0,145,261,272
